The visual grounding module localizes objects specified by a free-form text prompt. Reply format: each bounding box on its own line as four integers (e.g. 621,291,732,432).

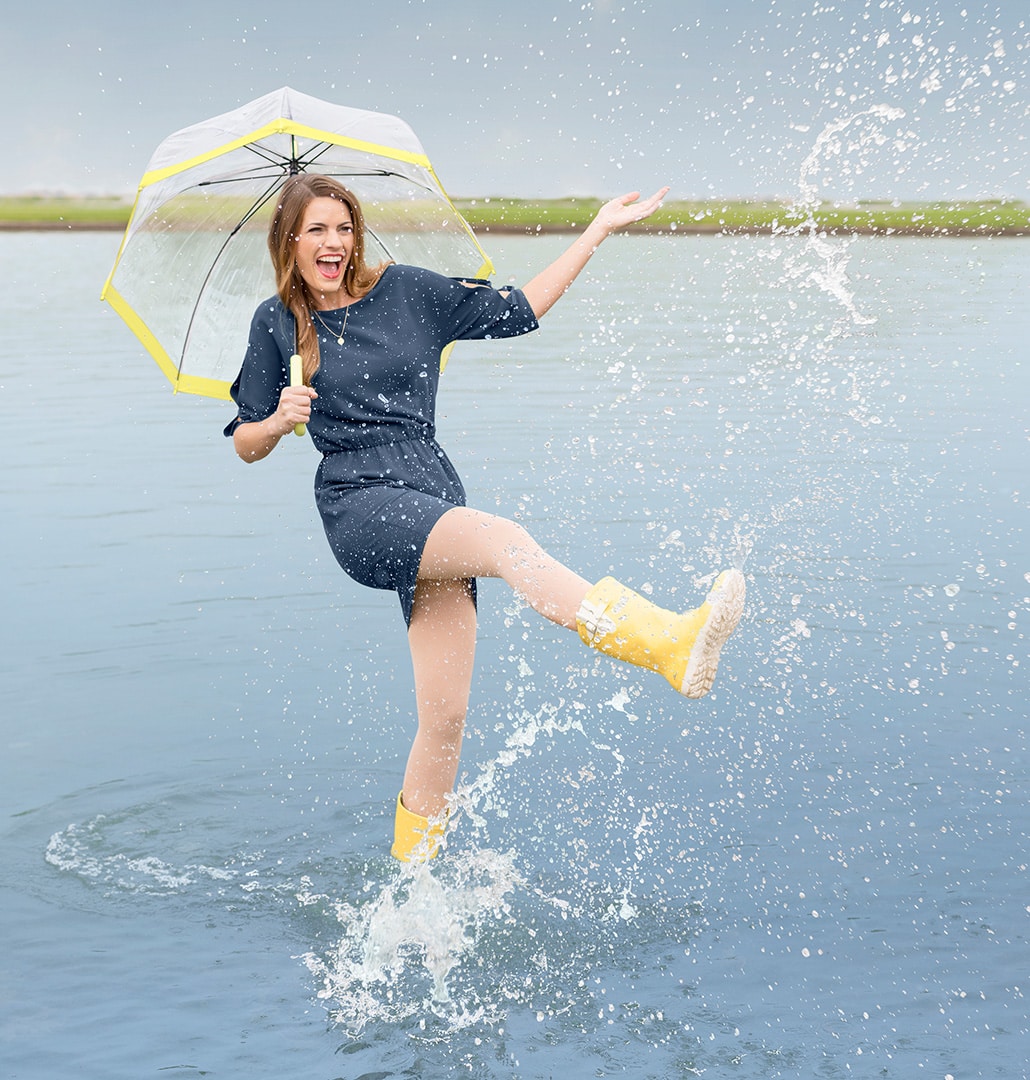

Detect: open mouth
316,255,343,281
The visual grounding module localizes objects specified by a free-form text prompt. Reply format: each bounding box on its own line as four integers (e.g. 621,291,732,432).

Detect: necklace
313,304,350,346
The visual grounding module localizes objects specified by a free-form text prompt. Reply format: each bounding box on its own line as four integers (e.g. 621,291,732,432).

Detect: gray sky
3,0,1026,201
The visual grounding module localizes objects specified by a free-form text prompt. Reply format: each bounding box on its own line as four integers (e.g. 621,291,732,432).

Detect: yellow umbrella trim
102,115,494,394
138,118,433,188
103,281,235,400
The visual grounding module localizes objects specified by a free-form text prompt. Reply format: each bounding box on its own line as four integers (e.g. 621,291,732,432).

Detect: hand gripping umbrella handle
289,355,306,437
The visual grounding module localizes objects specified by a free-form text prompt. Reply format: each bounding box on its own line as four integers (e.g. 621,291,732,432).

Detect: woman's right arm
232,385,317,462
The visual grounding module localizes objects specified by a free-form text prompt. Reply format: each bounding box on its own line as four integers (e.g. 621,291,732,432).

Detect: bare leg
417,507,591,628
402,577,477,819
398,507,742,831
400,508,588,819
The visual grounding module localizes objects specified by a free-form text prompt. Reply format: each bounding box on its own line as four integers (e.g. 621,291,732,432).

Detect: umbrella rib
195,167,401,189
363,223,397,266
197,171,287,188
193,139,440,195
299,142,336,169
177,179,285,379
192,142,297,189
229,176,287,234
245,142,296,169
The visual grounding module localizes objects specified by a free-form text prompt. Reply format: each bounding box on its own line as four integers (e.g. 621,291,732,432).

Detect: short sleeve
440,276,540,342
223,301,293,438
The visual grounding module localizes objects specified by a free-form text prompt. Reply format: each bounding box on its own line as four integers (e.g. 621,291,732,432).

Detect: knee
493,516,540,560
416,703,466,749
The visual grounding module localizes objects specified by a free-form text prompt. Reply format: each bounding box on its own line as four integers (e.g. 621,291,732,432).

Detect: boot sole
680,568,746,699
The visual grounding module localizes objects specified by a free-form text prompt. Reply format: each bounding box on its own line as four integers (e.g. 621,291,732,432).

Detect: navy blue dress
225,264,539,624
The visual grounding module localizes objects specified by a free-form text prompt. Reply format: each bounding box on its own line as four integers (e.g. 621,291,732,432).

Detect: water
2,226,1027,1078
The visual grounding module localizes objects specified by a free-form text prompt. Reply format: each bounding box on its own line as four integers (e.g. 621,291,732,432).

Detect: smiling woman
224,172,745,864
264,177,388,387
295,198,354,293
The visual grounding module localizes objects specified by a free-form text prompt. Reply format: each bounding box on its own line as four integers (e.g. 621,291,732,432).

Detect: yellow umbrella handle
289,354,306,437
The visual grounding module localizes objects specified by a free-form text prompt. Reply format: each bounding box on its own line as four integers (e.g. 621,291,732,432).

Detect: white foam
45,816,238,895
302,847,523,1030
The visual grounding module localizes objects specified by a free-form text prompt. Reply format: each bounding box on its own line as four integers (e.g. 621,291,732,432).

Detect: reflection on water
1,223,1027,1078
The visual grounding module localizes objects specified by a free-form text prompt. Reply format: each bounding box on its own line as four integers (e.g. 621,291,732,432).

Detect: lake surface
2,230,1027,1078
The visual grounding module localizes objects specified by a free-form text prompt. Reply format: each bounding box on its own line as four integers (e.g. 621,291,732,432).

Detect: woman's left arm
519,187,669,319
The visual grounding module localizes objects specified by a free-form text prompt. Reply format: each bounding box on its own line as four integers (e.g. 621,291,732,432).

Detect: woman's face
293,196,356,308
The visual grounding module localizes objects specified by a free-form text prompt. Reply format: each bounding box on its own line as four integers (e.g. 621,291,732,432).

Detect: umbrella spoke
227,177,286,236
178,179,287,375
245,141,296,168
297,141,336,170
197,170,288,188
364,224,397,265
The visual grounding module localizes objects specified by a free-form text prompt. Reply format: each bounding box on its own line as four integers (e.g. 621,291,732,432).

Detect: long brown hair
267,174,387,383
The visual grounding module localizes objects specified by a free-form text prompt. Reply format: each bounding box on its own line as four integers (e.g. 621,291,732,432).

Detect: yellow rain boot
576,569,745,699
390,792,446,863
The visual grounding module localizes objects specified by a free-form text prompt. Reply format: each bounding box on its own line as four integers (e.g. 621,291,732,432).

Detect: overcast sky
3,0,1026,202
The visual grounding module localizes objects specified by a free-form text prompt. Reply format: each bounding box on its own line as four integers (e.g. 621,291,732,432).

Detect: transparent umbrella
101,86,492,401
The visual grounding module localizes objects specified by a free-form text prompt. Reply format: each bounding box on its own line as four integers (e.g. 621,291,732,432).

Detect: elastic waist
319,424,436,456
315,432,456,492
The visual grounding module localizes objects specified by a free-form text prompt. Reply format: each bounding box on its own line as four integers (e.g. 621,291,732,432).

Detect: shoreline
2,195,1027,237
5,220,1027,237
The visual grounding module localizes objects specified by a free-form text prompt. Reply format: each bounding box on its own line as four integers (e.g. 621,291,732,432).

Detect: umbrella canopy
102,87,493,400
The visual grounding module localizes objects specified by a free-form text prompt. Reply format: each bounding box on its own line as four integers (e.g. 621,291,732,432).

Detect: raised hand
593,187,670,236
520,185,671,319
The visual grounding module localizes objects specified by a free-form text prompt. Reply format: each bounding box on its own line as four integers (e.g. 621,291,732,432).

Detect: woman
226,174,744,862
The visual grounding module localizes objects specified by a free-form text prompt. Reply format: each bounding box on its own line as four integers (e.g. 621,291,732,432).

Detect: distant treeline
1,194,1027,236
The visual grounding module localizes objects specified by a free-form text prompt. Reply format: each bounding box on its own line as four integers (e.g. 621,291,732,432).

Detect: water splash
301,849,525,1028
793,104,909,221
693,103,924,730
770,107,907,332
303,673,599,1029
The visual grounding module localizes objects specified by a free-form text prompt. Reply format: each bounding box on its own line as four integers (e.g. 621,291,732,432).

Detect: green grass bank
2,194,1027,236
